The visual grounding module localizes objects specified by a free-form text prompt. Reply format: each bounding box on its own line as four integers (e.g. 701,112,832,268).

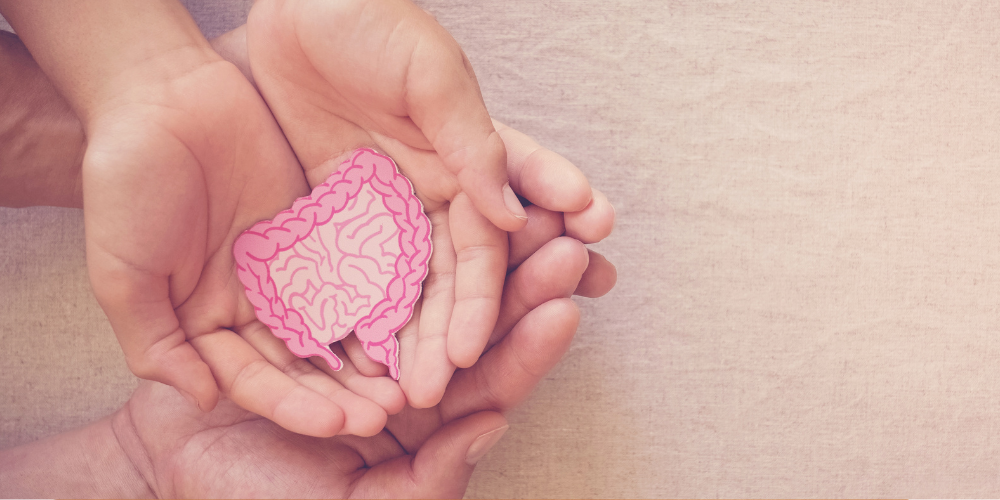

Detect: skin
0,48,616,488
0,0,616,437
244,0,611,407
0,229,596,497
0,30,84,207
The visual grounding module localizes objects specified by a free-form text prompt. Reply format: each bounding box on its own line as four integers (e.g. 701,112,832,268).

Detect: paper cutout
233,148,432,379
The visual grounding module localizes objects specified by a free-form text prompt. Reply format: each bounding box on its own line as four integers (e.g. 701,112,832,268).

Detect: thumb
356,411,509,498
404,26,527,232
88,249,219,412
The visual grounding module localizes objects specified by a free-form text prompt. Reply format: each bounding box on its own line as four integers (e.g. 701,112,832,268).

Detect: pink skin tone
0,0,618,435
0,15,618,496
0,220,608,498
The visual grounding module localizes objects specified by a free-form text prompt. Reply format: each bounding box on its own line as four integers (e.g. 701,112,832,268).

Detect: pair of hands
2,0,615,439
115,218,594,498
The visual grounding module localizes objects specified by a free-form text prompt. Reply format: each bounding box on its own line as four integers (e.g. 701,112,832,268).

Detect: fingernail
466,424,509,465
178,389,201,411
503,183,528,220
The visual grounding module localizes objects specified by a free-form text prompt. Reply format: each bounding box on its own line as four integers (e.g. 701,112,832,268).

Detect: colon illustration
233,148,432,380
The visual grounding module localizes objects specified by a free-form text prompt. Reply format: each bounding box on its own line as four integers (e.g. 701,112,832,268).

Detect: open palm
84,58,401,438
245,0,605,407
117,211,608,498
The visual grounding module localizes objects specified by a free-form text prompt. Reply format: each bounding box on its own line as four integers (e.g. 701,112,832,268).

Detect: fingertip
343,334,390,377
362,376,408,415
502,182,530,226
312,345,407,415
441,299,580,419
187,360,220,412
446,303,494,369
340,403,389,438
508,205,565,269
384,390,408,415
188,377,220,413
575,250,618,298
564,188,615,243
547,296,582,324
452,129,527,232
406,388,446,410
127,343,219,413
371,411,508,499
547,236,590,276
448,338,486,368
520,148,592,212
517,298,580,364
457,167,527,233
404,370,451,409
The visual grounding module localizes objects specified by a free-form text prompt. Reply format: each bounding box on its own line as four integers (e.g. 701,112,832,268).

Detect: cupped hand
243,0,614,406
113,204,615,499
83,49,402,438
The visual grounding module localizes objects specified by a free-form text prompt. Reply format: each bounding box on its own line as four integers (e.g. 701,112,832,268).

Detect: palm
246,0,484,192
126,382,360,498
122,219,597,498
247,0,518,407
125,381,450,498
84,61,399,438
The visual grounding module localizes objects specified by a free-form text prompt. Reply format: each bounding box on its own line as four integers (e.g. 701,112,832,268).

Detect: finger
508,204,565,270
237,321,395,436
87,250,218,412
505,208,616,299
341,333,389,378
565,188,615,243
442,299,580,421
353,411,509,499
190,327,348,438
489,237,588,348
312,343,407,416
402,210,458,409
447,193,507,368
493,119,592,213
406,38,527,232
576,249,618,298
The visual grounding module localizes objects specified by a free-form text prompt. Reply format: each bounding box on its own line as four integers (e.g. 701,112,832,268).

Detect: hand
244,0,610,406
0,1,403,438
113,208,615,498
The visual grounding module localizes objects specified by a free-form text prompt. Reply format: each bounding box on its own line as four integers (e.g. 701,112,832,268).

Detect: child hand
244,0,615,406
243,0,571,406
0,1,402,437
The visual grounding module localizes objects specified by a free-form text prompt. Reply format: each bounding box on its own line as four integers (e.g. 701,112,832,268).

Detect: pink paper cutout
233,148,432,380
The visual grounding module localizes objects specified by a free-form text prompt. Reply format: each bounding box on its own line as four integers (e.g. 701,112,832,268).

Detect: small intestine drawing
233,149,432,379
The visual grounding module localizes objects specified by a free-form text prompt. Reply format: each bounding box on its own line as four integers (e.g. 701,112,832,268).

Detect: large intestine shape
233,148,432,380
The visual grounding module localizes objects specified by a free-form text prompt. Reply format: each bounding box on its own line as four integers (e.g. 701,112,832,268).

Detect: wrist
0,413,154,498
0,31,84,208
0,0,221,125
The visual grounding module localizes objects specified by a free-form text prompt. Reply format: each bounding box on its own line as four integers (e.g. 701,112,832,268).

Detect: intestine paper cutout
233,148,432,380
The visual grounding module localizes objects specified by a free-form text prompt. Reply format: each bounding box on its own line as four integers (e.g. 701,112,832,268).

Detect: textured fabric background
6,1,1000,497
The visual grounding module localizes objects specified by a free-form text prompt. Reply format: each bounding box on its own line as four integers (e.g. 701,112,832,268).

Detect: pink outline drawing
233,148,432,379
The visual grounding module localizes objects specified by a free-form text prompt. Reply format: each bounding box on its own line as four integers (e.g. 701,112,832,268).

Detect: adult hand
0,1,402,438
114,208,615,498
244,0,611,406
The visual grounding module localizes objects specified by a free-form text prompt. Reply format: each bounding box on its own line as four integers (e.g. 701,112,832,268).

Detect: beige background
6,0,1000,497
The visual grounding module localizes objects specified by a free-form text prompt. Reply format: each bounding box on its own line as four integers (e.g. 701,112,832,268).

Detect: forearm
0,19,251,209
0,30,84,208
0,413,154,498
0,0,219,123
